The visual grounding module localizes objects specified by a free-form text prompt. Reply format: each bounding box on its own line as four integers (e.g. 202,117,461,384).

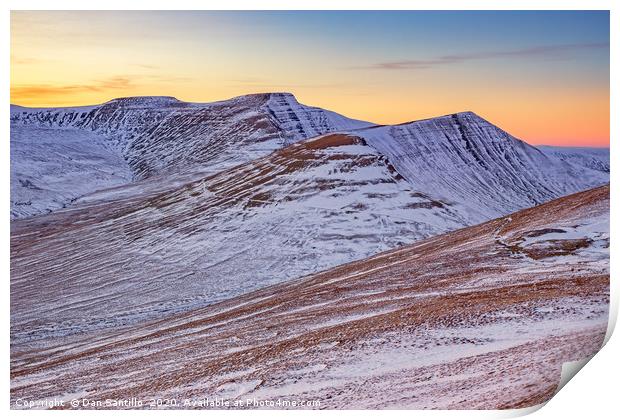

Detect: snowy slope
538,145,610,173
10,125,132,219
11,134,469,344
355,112,609,222
11,185,609,409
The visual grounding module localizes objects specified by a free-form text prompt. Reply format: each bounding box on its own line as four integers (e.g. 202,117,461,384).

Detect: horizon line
9,92,609,149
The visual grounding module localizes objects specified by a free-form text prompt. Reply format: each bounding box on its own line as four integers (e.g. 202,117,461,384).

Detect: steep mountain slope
538,145,610,173
10,96,608,221
10,94,371,218
11,93,372,179
11,134,469,344
356,112,608,222
10,125,132,219
11,185,609,409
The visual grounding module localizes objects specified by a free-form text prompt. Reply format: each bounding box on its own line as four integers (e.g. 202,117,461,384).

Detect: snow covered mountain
9,91,610,409
10,94,609,340
11,93,371,180
10,95,608,222
10,93,371,218
357,112,609,222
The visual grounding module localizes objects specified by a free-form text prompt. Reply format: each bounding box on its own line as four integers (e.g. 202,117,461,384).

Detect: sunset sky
10,10,609,147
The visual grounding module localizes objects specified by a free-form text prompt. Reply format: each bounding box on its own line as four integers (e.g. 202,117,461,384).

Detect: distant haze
10,10,609,147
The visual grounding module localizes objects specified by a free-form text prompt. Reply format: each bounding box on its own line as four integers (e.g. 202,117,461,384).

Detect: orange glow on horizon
10,11,609,148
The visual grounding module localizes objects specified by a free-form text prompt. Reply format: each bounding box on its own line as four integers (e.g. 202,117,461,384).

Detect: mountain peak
452,110,479,118
391,111,488,128
218,92,298,106
448,111,496,130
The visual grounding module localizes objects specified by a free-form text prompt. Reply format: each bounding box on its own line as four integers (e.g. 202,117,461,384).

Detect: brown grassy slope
11,185,609,409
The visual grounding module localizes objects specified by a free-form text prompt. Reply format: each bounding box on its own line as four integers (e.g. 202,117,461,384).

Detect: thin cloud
145,75,193,83
225,78,348,90
133,64,161,70
360,42,608,70
10,73,193,103
97,76,133,90
11,76,134,100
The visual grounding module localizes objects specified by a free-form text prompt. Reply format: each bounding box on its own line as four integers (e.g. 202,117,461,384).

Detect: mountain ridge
11,93,609,222
6,95,518,127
